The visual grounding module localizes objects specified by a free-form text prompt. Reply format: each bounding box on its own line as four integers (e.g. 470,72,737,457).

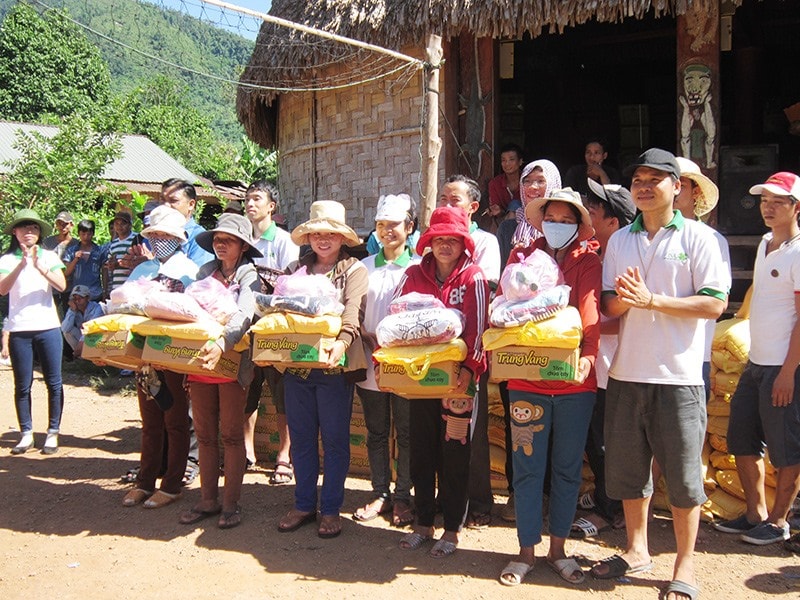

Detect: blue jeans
284,370,354,516
510,389,595,546
357,386,411,502
9,328,64,433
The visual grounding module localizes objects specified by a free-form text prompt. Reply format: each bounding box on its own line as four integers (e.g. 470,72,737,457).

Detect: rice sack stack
483,249,582,382
373,292,475,399
250,266,345,369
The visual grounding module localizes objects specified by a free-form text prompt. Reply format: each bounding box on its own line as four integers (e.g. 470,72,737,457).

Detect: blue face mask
541,222,579,250
150,237,181,260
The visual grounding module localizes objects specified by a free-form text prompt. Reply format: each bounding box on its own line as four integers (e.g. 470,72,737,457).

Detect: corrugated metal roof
0,120,202,184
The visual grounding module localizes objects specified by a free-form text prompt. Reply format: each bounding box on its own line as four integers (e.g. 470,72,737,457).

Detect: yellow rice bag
250,313,342,336
82,313,149,334
482,306,582,351
372,339,467,380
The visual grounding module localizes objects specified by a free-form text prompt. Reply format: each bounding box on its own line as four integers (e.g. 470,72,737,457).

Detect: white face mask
541,221,579,250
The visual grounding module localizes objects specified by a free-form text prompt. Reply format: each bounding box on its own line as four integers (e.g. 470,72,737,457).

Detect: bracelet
645,292,654,310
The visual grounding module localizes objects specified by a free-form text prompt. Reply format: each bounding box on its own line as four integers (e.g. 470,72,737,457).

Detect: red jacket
393,253,489,377
501,237,601,395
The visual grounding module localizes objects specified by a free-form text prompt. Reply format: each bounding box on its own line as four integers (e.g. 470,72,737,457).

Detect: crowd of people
2,147,800,600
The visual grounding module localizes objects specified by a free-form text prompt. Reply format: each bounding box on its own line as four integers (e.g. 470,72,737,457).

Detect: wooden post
420,34,443,230
676,2,721,223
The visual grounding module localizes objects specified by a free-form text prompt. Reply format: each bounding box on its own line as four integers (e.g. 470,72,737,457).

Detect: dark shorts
245,365,286,415
605,378,707,508
727,362,800,468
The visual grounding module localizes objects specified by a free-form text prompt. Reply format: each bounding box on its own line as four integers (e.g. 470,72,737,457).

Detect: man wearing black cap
591,149,729,600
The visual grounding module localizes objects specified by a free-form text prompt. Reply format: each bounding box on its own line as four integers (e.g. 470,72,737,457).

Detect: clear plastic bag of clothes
108,278,167,315
376,306,465,347
500,249,564,302
185,276,239,325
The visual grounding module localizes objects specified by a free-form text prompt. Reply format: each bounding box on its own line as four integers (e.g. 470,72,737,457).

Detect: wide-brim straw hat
525,187,595,242
140,205,188,240
4,208,52,237
675,157,719,217
196,213,263,259
291,200,361,247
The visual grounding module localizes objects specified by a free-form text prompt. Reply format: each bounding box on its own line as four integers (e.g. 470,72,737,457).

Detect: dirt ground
0,362,798,600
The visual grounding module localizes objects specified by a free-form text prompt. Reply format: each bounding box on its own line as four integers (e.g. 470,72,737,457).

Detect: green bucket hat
4,209,52,237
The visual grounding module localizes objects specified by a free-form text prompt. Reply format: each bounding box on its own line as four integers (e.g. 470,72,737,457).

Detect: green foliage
0,1,111,122
235,135,278,183
104,74,237,179
0,114,124,244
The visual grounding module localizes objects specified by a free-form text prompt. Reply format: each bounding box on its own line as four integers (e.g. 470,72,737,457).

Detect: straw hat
675,157,719,217
196,213,263,259
291,201,360,247
4,208,52,237
525,188,595,242
140,205,187,240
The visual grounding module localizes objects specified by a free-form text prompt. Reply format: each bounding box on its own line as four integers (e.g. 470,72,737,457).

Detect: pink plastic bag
500,249,565,302
145,292,214,322
108,278,167,315
273,266,339,302
185,275,239,325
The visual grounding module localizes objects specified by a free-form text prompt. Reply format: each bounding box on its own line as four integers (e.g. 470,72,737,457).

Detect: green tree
234,136,278,184
108,75,236,180
0,1,111,122
0,114,124,244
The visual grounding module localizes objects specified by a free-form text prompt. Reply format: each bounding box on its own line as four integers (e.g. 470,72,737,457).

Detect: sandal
278,509,316,533
269,461,294,485
120,466,140,484
465,511,491,530
122,488,153,507
429,537,458,559
499,560,535,586
318,514,342,539
353,497,391,522
392,500,414,527
219,506,242,530
398,531,431,550
785,532,800,554
569,516,611,539
661,579,700,600
590,554,654,580
179,505,222,525
142,490,182,509
548,557,585,584
577,491,596,510
182,460,199,486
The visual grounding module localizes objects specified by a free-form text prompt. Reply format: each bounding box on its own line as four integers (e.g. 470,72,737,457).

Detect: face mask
150,237,182,260
541,222,579,250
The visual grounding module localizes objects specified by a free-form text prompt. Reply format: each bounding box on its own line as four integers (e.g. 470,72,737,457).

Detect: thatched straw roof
237,0,715,147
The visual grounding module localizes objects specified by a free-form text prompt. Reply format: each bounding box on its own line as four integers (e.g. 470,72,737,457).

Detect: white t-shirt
253,221,299,271
357,248,420,391
470,224,501,285
0,249,65,332
749,233,800,365
603,212,728,386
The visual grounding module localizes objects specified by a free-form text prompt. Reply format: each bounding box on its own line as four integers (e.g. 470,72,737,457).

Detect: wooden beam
420,34,443,230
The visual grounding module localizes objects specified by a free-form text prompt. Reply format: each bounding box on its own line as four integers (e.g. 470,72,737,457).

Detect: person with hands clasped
498,188,600,586
277,201,369,540
0,209,68,455
392,205,489,559
178,214,261,530
592,149,728,600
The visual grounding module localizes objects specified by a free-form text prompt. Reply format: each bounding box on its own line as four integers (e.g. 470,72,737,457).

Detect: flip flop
398,531,431,550
548,557,585,584
569,516,611,539
429,538,458,559
353,498,391,522
269,461,294,485
142,490,181,509
465,511,491,530
590,554,653,580
179,506,222,525
661,580,700,600
277,510,316,533
499,561,535,586
219,506,242,530
392,500,415,527
318,514,342,539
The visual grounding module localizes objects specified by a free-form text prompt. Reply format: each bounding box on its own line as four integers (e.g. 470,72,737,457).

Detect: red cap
749,172,800,198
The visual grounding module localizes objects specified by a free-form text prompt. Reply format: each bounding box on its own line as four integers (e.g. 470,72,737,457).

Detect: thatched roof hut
236,0,718,233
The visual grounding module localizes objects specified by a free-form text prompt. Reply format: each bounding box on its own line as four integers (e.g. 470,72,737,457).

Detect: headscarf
512,159,562,247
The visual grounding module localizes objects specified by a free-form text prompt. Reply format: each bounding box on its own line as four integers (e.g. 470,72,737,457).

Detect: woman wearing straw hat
121,206,199,510
178,214,261,530
0,209,67,455
277,201,369,539
498,188,601,586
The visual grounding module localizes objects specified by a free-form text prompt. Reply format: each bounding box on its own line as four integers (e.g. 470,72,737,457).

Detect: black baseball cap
623,148,680,179
586,179,637,227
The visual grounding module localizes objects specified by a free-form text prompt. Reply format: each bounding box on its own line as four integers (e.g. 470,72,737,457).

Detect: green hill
0,0,254,144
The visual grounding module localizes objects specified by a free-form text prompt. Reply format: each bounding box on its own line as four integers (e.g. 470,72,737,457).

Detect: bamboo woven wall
277,47,444,236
